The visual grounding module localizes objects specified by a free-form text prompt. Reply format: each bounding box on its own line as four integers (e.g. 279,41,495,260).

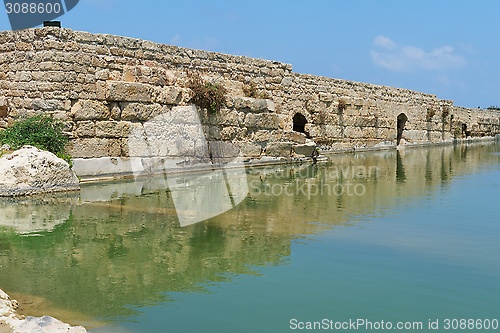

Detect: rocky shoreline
0,146,83,332
0,289,87,333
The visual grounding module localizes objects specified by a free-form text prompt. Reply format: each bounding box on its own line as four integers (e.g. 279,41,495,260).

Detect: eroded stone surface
0,146,80,197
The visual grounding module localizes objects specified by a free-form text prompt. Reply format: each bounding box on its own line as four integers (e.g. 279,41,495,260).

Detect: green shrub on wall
453,127,463,139
337,99,347,112
0,114,71,164
426,108,436,120
187,72,227,113
442,107,450,119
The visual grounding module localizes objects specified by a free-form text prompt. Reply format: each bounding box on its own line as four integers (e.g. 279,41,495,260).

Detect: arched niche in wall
293,112,308,135
462,123,470,138
397,113,408,145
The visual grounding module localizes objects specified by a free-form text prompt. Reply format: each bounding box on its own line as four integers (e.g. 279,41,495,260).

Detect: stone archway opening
397,113,408,146
293,112,308,135
462,123,471,138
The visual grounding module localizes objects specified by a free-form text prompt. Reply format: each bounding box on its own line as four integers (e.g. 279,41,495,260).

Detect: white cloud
435,74,452,86
373,35,397,49
371,35,467,72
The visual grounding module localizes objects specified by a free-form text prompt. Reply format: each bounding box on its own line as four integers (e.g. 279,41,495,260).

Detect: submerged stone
0,146,80,197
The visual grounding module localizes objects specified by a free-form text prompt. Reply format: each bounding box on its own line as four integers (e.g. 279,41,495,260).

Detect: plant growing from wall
442,106,450,119
242,82,258,98
453,127,463,139
242,82,270,99
426,108,436,121
187,72,227,113
0,114,71,164
337,98,347,112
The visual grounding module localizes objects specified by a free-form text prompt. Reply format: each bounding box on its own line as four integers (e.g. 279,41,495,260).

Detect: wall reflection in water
0,142,498,326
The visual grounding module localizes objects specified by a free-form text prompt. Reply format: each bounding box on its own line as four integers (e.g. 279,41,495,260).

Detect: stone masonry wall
0,28,499,176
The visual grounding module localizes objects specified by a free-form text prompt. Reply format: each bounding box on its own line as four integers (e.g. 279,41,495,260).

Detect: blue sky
1,0,499,108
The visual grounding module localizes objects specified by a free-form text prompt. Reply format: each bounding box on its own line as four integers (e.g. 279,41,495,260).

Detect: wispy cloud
371,35,467,72
170,34,182,45
373,35,397,50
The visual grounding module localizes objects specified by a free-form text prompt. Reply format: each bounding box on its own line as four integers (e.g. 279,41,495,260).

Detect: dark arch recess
397,113,408,146
293,113,308,135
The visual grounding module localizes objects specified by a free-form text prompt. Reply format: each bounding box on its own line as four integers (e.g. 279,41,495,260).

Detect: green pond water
0,142,499,333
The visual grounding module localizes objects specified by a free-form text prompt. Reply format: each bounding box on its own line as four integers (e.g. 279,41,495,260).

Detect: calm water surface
0,142,499,333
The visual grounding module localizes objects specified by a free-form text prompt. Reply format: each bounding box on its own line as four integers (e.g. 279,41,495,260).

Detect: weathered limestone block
75,120,95,137
78,89,98,101
71,100,110,121
155,86,183,105
121,102,162,121
279,131,307,144
265,142,293,157
238,142,262,158
122,66,138,82
315,110,339,125
377,118,394,129
250,130,269,142
123,124,150,157
15,70,32,82
234,97,275,113
95,121,130,138
95,69,110,80
215,109,240,126
244,113,279,129
219,126,244,140
323,125,344,138
69,138,122,158
15,41,33,51
205,125,221,140
0,97,8,117
293,142,317,157
207,141,241,162
319,92,334,102
478,123,493,133
281,76,293,86
404,129,428,142
345,115,378,127
169,105,200,125
106,81,153,102
354,98,365,106
0,146,80,197
109,102,121,120
304,125,320,138
378,128,396,140
31,99,65,111
344,126,372,139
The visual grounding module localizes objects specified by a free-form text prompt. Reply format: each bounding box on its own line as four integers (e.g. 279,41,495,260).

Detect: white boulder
0,146,80,197
1,289,87,333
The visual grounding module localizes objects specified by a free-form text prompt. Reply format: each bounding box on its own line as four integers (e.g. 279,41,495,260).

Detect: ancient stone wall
0,27,499,176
